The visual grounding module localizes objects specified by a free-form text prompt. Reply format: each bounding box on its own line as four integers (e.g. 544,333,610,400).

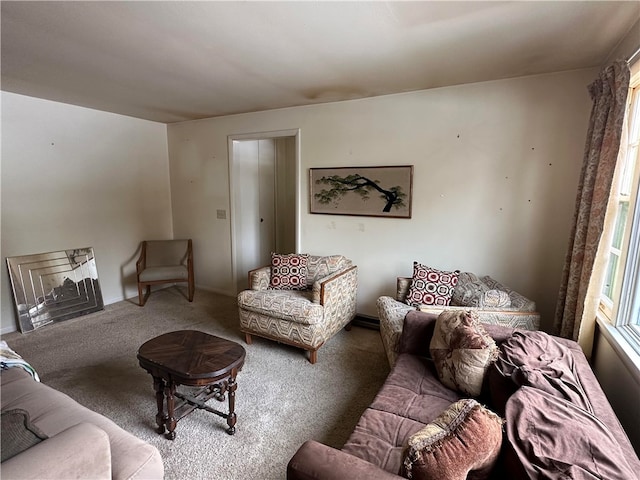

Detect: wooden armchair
136,239,194,306
237,255,358,364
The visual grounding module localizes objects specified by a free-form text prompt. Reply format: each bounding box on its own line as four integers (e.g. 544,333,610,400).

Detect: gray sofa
288,310,640,479
1,367,163,479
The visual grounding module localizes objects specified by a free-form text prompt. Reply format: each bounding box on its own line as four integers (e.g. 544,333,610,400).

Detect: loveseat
1,358,164,479
287,310,640,479
378,272,540,366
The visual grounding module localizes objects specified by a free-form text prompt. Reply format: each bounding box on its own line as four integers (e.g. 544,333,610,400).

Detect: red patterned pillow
269,253,309,290
405,263,460,307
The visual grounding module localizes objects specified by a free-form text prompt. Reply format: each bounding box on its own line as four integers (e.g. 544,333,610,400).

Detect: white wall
168,68,597,331
1,92,172,333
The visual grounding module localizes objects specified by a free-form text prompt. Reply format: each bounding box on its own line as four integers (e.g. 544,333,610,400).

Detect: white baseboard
1,325,18,335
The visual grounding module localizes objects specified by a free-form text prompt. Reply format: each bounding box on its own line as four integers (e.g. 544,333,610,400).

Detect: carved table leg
226,369,238,435
164,382,177,440
153,376,167,434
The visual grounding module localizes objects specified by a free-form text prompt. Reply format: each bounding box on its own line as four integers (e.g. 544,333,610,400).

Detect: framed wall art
310,165,413,218
6,247,104,333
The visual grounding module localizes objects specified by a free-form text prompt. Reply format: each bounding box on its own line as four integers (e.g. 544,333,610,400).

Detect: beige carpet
2,288,390,479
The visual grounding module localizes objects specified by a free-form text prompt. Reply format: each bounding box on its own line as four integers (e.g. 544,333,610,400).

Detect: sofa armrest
248,266,271,290
1,422,112,480
312,266,357,306
376,296,415,366
287,440,401,480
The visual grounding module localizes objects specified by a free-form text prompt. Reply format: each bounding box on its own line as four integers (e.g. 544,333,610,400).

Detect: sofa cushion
402,399,503,480
343,353,462,474
430,310,498,397
505,386,636,480
405,263,459,307
268,253,309,290
1,408,48,461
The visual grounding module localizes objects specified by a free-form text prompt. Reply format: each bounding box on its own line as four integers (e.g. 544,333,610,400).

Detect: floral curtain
554,60,630,349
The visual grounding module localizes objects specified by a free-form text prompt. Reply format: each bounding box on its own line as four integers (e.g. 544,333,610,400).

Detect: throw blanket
0,341,39,381
496,331,636,479
494,331,592,413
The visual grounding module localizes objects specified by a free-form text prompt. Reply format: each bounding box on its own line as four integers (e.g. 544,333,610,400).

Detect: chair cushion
430,310,498,397
402,399,503,480
237,289,324,325
405,263,460,307
269,253,309,290
139,265,188,282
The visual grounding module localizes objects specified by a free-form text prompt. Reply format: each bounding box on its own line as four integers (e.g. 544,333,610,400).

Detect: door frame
228,129,301,293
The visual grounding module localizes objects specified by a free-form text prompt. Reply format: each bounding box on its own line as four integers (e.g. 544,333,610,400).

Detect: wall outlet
216,209,226,219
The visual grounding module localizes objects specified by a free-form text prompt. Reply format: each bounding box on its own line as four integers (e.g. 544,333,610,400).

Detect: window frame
597,66,640,377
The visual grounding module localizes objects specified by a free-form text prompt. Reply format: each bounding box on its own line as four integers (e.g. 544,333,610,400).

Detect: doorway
229,130,300,293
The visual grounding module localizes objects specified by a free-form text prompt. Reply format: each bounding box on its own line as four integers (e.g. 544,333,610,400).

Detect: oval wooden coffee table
137,330,246,440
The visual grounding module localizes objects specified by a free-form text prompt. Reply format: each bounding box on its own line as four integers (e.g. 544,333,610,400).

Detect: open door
229,130,299,293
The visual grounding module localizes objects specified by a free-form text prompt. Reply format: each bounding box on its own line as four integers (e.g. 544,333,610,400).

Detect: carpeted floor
1,288,390,479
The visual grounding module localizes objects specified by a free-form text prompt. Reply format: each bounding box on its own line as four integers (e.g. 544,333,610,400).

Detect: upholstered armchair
136,239,194,306
237,254,357,364
377,272,540,366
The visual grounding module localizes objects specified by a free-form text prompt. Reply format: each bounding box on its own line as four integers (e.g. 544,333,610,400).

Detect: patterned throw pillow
402,399,503,480
429,310,499,397
405,263,460,307
480,289,511,308
450,272,489,307
268,253,309,290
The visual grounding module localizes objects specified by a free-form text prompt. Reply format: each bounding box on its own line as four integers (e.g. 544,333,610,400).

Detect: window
600,70,640,355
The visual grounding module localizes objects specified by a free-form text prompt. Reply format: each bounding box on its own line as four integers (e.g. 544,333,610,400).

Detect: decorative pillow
479,289,511,309
268,253,309,290
429,310,499,397
405,263,460,307
450,272,489,307
402,399,503,480
1,409,48,462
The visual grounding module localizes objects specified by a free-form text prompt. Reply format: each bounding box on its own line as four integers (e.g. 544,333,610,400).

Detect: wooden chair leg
308,349,318,365
345,321,353,331
244,333,253,345
187,278,194,302
138,284,146,306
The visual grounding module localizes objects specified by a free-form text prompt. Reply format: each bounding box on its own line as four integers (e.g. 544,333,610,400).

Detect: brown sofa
287,310,640,479
1,367,164,479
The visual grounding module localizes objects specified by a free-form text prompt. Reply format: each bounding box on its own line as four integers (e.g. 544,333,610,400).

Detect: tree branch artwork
310,166,413,218
314,174,407,213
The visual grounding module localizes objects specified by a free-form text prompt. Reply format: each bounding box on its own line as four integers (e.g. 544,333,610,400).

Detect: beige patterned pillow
480,289,511,308
402,399,503,480
429,310,498,397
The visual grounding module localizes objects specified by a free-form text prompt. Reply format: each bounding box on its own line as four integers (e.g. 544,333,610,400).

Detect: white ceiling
2,1,639,124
